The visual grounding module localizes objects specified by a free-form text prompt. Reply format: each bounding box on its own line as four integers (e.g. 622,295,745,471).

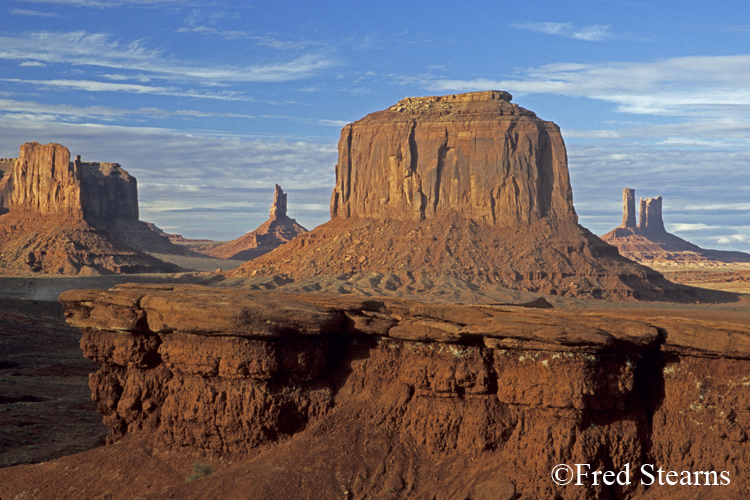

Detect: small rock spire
270,184,287,219
621,188,636,228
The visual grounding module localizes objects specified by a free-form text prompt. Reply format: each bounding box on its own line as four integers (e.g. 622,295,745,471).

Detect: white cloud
10,8,60,17
425,55,750,118
3,78,246,100
0,31,335,85
716,234,750,245
514,22,615,42
16,0,186,7
671,223,716,231
0,97,255,123
317,119,349,127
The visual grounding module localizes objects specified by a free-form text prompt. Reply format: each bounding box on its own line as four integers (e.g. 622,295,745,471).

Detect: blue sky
1,0,750,251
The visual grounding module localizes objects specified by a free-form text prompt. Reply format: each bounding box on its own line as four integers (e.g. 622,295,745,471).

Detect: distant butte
206,184,307,260
602,188,750,265
0,142,184,275
229,91,709,301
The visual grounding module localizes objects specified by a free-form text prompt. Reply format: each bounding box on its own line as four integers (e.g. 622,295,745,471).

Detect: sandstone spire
207,184,306,261
602,189,750,265
270,183,287,219
621,188,636,228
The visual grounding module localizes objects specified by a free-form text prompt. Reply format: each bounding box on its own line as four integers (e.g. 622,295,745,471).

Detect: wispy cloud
16,0,187,8
177,26,315,50
10,8,60,17
0,31,335,84
19,61,48,67
3,78,246,100
513,22,615,42
716,233,750,245
425,55,750,118
0,97,255,123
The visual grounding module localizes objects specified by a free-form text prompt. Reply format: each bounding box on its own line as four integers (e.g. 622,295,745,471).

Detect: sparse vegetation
186,463,214,482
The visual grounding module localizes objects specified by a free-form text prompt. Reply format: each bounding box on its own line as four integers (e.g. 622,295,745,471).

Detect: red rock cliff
79,157,139,221
57,284,750,499
10,142,82,215
330,91,576,225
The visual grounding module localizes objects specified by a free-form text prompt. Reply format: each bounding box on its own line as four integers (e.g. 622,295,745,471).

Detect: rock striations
602,188,750,265
32,283,750,499
231,92,704,301
0,142,180,275
330,91,575,225
207,184,307,260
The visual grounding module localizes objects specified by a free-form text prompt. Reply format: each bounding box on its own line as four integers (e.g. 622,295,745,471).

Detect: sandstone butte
229,91,717,302
0,142,186,275
602,187,750,265
206,184,307,260
2,283,749,499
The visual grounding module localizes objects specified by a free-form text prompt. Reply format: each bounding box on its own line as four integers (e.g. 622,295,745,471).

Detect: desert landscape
1,88,749,500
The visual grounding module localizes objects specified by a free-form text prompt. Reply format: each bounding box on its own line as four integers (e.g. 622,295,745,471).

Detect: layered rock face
79,156,139,221
57,284,750,499
207,184,307,260
232,92,712,301
603,188,750,264
3,143,140,220
331,91,575,225
0,158,14,212
10,142,82,215
0,142,180,275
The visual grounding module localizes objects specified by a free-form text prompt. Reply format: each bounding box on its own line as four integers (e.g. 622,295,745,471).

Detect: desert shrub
186,463,214,482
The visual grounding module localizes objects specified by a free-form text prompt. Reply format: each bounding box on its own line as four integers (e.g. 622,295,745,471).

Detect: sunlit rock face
5,142,139,221
330,91,576,226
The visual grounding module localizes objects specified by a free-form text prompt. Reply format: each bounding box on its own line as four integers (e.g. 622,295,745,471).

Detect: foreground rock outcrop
231,92,714,302
0,142,183,275
40,284,750,499
602,188,750,265
206,184,307,260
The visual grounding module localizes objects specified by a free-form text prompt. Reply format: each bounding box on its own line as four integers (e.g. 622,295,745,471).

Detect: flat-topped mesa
330,91,576,225
269,183,287,219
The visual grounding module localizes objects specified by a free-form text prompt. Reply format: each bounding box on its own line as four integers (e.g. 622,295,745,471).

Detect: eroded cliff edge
55,284,750,499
